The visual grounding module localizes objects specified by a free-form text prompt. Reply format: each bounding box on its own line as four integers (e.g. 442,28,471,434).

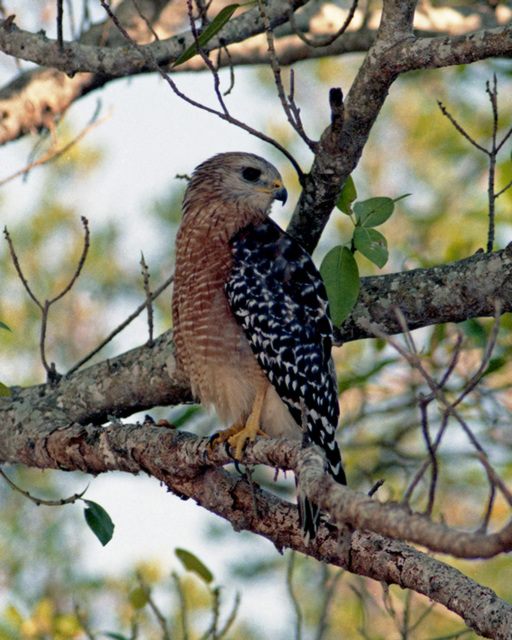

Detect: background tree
1,0,512,638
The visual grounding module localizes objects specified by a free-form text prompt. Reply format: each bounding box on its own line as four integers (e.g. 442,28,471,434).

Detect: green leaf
173,4,242,67
83,500,115,546
175,548,214,584
129,586,149,609
353,197,394,227
0,321,11,332
0,381,11,397
319,246,360,326
101,633,130,640
353,227,389,268
336,175,357,215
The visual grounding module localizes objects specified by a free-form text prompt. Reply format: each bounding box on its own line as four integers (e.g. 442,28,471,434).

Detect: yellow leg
210,384,269,460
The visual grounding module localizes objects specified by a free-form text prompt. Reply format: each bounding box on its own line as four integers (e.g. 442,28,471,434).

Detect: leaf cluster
320,176,408,326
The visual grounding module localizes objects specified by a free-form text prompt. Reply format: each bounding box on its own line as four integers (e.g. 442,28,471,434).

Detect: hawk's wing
226,218,345,484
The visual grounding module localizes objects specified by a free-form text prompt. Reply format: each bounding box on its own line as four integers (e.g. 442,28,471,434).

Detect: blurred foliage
2,12,512,639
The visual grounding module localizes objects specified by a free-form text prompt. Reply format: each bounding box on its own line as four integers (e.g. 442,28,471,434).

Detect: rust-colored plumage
172,152,296,441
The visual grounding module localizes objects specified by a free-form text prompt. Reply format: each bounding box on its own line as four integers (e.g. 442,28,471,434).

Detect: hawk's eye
242,167,262,182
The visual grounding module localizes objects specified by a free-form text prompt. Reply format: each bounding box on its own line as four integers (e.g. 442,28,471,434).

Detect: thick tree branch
1,246,509,429
0,0,306,78
337,244,512,343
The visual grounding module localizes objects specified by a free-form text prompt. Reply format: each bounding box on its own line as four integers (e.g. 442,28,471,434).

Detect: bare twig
172,572,190,640
217,46,235,96
451,300,502,407
315,565,344,640
286,551,303,640
437,100,487,153
131,0,160,41
49,216,90,306
137,574,171,640
418,394,438,516
3,226,42,309
0,107,111,188
0,467,88,506
97,0,305,181
57,0,64,50
477,452,512,509
478,482,496,535
257,0,317,151
438,76,512,252
214,592,240,639
74,604,97,640
5,217,89,380
360,317,487,455
140,253,154,346
67,271,174,375
287,0,359,48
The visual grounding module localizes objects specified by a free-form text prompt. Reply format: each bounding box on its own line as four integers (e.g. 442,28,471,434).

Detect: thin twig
437,330,464,389
37,216,89,379
131,0,160,40
48,216,90,305
57,0,64,50
140,253,154,346
287,0,359,48
0,467,88,506
486,76,498,252
138,574,171,640
215,592,240,639
418,394,438,516
477,452,512,509
477,483,496,535
0,107,111,188
74,604,97,640
217,46,235,96
185,0,229,116
3,227,42,309
258,0,317,151
172,572,190,640
437,101,488,154
451,299,502,408
67,271,174,375
438,76,512,253
65,0,76,40
97,0,304,181
315,566,344,640
361,318,486,455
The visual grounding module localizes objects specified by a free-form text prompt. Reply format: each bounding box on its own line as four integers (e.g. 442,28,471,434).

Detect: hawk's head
185,152,287,216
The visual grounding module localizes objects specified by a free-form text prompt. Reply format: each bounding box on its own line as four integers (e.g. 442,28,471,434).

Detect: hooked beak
273,185,288,206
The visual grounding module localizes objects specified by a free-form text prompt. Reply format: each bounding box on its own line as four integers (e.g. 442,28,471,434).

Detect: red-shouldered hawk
172,152,346,539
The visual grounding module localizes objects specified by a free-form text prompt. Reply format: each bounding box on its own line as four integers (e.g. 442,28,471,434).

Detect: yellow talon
209,384,269,460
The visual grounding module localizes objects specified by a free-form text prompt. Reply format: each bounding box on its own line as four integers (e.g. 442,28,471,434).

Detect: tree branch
337,244,512,343
2,246,509,429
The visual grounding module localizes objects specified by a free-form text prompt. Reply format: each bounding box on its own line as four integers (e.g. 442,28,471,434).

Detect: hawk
172,152,346,539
